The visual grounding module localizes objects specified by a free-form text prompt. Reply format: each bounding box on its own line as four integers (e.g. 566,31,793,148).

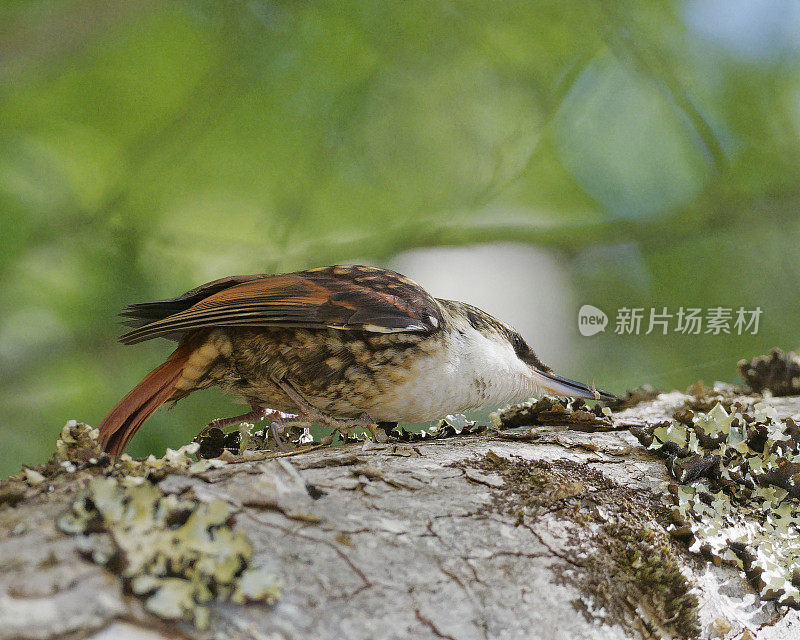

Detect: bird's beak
530,368,617,402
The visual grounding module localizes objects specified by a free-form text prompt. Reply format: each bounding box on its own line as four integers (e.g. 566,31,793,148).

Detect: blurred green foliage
1,0,799,477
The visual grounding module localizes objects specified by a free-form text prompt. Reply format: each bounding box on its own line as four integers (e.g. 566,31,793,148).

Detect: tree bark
2,392,799,640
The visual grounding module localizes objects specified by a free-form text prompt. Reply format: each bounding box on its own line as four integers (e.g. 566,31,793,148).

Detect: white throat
444,323,543,408
374,318,544,423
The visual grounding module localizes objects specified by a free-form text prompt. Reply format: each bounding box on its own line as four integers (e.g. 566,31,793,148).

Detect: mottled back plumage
119,265,443,344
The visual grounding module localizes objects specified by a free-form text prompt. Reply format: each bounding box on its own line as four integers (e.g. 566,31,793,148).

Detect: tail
97,340,196,457
532,369,617,403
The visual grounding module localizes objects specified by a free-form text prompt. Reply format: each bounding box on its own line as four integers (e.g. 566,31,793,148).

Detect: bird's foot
321,413,376,441
366,421,390,443
267,416,313,452
196,406,302,451
275,379,382,443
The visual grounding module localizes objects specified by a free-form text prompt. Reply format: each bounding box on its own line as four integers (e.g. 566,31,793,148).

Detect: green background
2,1,799,477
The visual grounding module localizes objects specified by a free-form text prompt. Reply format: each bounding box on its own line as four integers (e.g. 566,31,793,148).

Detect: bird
97,264,615,456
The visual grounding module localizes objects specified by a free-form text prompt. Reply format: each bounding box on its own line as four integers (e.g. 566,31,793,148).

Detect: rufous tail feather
97,340,196,457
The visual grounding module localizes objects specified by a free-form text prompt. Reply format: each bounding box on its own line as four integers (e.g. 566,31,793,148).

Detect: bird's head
437,299,616,403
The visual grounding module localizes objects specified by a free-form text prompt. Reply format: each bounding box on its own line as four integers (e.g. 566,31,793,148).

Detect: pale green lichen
490,395,612,429
115,441,228,480
56,420,102,460
233,565,283,603
633,400,800,606
58,476,280,628
439,413,475,431
56,421,228,479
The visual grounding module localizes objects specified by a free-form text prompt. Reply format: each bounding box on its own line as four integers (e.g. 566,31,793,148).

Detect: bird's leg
275,379,378,441
266,414,314,452
205,405,277,431
197,405,305,452
365,422,390,443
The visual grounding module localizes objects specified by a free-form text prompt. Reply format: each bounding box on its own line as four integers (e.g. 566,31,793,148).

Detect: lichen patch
490,396,613,431
632,399,800,607
58,476,279,628
739,349,800,397
464,453,700,639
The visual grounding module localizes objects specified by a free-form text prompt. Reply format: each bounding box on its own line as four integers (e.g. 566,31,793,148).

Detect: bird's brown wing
120,274,266,328
118,265,444,345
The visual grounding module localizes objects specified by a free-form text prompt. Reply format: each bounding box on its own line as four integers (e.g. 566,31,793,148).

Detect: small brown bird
97,265,615,456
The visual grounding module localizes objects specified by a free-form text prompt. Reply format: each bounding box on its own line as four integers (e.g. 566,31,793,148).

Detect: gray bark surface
2,392,800,640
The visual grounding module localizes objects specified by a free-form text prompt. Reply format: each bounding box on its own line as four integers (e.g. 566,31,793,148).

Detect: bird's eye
511,333,526,356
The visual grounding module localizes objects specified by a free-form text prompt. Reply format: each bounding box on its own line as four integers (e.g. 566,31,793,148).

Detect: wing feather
118,265,442,345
